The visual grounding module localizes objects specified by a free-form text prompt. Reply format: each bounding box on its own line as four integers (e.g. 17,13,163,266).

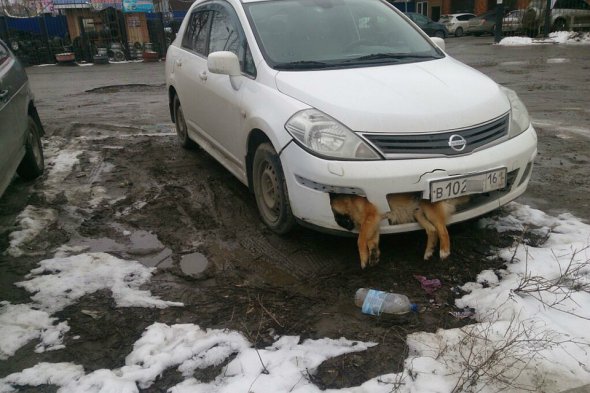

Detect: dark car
0,39,45,197
465,11,498,35
405,12,449,38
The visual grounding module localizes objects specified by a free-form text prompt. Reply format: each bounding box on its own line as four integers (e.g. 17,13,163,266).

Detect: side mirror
431,37,445,51
207,51,241,76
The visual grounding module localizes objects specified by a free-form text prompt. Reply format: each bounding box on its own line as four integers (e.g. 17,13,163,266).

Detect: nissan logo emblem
448,134,467,152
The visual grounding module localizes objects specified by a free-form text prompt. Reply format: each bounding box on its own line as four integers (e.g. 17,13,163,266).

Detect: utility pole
543,0,552,36
494,0,504,43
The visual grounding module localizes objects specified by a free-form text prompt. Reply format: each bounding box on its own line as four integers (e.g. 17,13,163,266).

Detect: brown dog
384,194,468,261
330,194,468,268
330,194,381,269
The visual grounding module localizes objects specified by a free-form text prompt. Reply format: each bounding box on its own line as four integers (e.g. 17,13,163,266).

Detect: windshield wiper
346,53,439,62
274,60,333,70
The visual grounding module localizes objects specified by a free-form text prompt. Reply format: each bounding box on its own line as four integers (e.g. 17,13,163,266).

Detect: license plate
430,168,507,202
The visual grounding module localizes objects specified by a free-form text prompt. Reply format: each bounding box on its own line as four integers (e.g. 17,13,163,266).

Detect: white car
439,13,476,37
165,0,537,235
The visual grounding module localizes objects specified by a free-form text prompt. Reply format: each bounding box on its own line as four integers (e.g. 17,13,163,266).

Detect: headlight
285,109,380,160
500,86,530,138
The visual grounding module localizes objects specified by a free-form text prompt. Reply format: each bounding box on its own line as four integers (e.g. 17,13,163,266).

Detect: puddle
499,60,527,67
179,252,210,277
72,228,172,268
85,83,165,94
546,58,569,64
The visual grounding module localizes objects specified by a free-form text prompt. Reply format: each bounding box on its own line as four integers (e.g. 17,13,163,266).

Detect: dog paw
439,249,450,260
368,248,380,266
423,250,434,260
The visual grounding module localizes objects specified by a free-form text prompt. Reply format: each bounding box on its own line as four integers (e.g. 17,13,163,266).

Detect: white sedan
165,0,537,235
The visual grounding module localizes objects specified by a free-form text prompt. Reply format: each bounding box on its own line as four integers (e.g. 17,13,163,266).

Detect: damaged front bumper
280,124,538,234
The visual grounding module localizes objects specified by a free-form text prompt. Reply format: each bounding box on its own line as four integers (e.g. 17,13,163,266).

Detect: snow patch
5,206,57,257
0,302,69,360
16,252,183,313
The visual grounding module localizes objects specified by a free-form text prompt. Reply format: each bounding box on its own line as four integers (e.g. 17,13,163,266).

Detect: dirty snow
0,302,69,359
1,203,590,392
16,252,183,313
499,31,590,46
5,206,57,257
0,252,182,361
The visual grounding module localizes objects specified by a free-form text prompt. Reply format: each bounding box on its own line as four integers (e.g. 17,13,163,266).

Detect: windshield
244,0,444,70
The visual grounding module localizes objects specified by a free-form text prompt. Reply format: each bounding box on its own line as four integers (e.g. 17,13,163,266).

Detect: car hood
275,57,509,133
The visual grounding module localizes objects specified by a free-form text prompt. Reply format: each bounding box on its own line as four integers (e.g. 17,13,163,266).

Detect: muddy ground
1,36,589,391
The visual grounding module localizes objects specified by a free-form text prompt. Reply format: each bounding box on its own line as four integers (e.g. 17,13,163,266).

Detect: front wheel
252,143,295,234
17,115,44,180
173,95,196,149
552,19,566,31
455,27,463,37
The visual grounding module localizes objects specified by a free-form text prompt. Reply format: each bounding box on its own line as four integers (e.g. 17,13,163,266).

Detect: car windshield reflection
244,0,443,70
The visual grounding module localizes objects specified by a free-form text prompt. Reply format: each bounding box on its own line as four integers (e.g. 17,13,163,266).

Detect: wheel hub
261,164,278,212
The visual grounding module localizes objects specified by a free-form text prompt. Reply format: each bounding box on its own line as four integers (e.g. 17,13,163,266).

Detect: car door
173,7,212,138
0,41,28,195
195,2,256,175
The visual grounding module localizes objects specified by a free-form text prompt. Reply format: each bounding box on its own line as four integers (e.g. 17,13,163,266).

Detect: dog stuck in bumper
330,194,468,268
330,194,382,269
384,194,469,261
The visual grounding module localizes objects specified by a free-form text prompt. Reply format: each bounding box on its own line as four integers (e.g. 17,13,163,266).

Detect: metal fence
501,0,590,37
0,10,184,65
0,14,69,65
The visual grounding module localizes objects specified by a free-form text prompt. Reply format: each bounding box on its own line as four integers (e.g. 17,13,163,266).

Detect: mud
0,38,589,390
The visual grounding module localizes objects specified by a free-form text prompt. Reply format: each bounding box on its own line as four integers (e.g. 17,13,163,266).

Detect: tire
455,27,463,37
17,115,44,180
434,30,446,38
552,18,566,32
252,143,295,234
173,95,196,149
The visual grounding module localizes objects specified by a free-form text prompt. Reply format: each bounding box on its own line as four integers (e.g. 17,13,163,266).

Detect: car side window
209,10,240,54
0,42,10,67
181,10,211,55
208,5,256,77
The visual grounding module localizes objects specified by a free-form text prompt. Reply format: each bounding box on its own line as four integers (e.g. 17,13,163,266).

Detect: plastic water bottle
355,288,418,316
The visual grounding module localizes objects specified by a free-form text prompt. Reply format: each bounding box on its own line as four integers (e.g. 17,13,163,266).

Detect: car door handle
0,89,8,102
199,71,208,81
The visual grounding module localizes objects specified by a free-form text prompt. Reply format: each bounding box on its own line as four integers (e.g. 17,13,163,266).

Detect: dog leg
414,208,438,260
363,210,382,267
358,204,381,268
357,231,370,269
423,202,451,260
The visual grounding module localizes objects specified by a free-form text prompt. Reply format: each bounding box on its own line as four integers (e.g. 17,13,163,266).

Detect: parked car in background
0,39,45,198
405,12,449,37
439,13,476,36
465,10,498,35
522,0,590,33
502,9,526,34
166,0,537,236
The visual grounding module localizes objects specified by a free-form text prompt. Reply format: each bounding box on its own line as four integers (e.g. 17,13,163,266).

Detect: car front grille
362,113,509,158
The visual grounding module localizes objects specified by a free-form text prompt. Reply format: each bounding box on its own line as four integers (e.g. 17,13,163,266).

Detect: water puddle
179,252,209,277
546,58,570,64
72,228,172,268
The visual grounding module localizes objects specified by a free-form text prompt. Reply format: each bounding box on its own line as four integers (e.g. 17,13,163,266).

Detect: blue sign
123,0,154,13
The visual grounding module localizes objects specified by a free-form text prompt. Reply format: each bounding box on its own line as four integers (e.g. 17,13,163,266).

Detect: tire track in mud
202,176,344,280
